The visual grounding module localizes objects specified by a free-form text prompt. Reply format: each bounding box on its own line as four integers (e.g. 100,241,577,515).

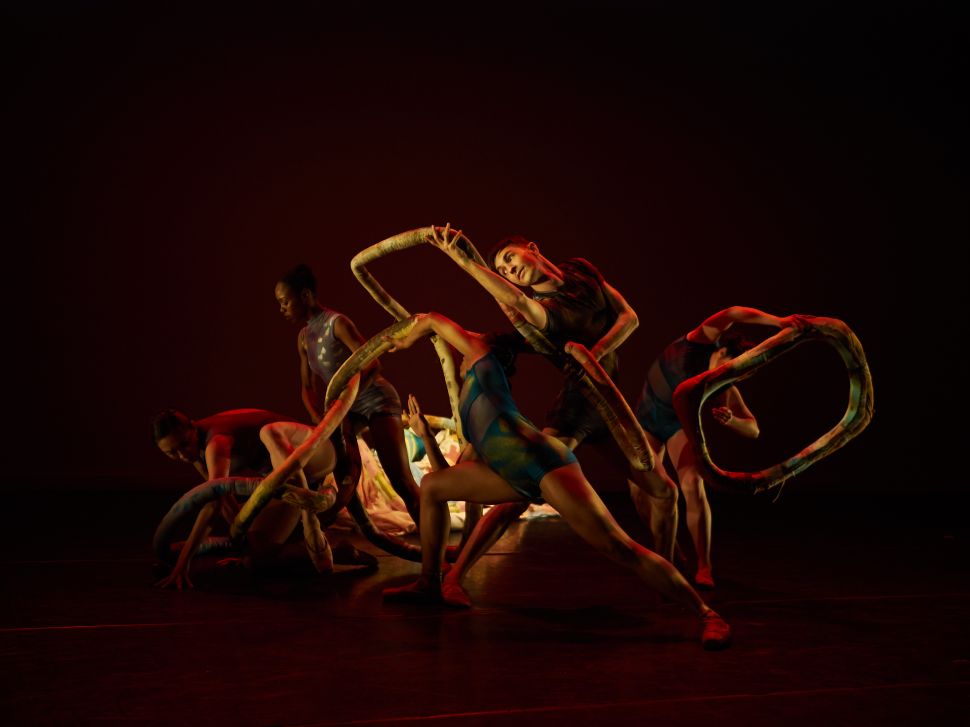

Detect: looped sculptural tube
565,342,656,472
351,229,472,445
153,477,262,563
351,226,655,474
672,315,874,494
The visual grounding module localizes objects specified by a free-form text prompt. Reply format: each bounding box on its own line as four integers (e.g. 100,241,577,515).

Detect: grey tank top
302,309,397,421
304,309,352,382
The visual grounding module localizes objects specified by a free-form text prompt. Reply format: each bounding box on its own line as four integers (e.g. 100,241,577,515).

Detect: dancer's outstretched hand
383,314,430,352
711,406,734,425
155,565,193,591
407,394,432,439
426,223,467,261
563,341,595,363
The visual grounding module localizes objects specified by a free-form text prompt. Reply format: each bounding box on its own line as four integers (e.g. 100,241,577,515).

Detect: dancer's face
275,282,309,323
493,243,543,286
157,426,200,463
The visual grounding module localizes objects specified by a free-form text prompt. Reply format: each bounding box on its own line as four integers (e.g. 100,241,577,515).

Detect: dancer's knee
419,472,449,505
634,470,677,501
679,472,706,503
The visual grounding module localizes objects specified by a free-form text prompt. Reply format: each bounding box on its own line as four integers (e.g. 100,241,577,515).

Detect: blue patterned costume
460,352,577,502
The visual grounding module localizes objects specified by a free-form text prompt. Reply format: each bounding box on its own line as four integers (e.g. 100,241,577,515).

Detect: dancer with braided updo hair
275,264,421,526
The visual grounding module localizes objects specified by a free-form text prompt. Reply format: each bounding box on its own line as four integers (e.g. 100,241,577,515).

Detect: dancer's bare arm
260,423,311,491
387,312,488,362
426,225,549,330
156,435,235,589
155,500,217,590
407,395,449,471
589,281,639,361
297,330,324,423
688,306,803,344
711,386,760,439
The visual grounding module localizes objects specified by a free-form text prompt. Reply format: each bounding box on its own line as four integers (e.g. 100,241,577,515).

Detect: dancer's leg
384,462,524,604
539,463,730,648
368,414,422,525
667,430,713,588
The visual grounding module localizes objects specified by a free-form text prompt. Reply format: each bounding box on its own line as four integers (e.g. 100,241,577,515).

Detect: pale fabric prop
343,429,466,536
356,442,416,536
672,315,874,494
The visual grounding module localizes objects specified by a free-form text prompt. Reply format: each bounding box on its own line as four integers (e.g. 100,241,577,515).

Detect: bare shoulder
333,313,367,344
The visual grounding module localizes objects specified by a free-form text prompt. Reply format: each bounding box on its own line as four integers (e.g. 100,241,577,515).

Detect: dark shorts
545,382,608,444
348,375,402,428
635,392,682,443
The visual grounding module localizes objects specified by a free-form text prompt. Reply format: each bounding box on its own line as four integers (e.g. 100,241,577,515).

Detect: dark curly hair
482,331,529,379
279,263,317,294
151,409,192,444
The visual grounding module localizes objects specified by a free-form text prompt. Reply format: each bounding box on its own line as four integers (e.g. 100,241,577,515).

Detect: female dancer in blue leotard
381,312,732,650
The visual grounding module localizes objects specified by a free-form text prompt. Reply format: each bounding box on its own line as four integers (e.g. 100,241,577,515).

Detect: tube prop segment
672,315,874,494
565,342,656,472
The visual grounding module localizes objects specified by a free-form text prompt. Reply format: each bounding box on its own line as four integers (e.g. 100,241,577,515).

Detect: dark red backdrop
6,4,964,493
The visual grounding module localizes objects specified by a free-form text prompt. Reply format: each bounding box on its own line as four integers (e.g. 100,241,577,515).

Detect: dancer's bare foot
700,609,732,650
440,579,472,608
283,484,337,513
382,576,442,604
305,540,334,574
694,567,715,590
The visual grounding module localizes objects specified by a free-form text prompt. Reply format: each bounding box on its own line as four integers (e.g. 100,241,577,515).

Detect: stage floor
2,489,968,726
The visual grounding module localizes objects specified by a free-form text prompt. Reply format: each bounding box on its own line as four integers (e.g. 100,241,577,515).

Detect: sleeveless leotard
460,352,577,502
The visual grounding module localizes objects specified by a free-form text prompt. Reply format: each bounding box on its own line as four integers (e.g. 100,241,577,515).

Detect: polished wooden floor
2,488,967,726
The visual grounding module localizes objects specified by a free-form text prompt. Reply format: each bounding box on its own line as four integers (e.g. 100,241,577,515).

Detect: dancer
275,264,421,525
634,306,802,589
153,408,296,480
425,226,680,585
154,409,359,589
382,313,732,650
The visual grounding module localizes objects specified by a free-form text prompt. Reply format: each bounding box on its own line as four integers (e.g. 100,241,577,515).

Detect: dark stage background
6,3,965,495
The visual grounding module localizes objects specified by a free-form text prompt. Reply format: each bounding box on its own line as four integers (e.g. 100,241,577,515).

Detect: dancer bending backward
634,307,803,590
275,264,421,525
426,227,680,571
381,313,731,649
153,408,337,589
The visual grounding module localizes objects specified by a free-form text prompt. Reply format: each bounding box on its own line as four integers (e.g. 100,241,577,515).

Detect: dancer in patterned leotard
381,312,732,650
275,264,421,525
